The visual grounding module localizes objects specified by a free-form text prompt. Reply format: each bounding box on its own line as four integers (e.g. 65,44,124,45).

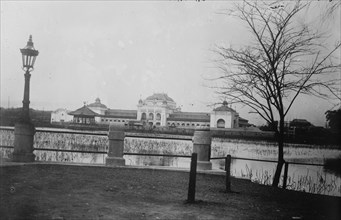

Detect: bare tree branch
211,0,341,187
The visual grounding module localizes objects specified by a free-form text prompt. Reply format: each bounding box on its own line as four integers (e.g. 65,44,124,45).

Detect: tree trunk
272,119,285,187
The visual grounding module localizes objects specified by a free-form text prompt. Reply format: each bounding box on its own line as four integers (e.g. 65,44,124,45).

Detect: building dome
87,98,107,109
146,93,174,102
213,101,235,112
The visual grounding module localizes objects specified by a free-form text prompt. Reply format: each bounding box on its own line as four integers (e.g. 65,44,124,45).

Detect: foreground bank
0,163,340,220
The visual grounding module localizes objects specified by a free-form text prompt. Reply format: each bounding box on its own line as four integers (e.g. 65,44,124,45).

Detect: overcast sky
1,1,340,126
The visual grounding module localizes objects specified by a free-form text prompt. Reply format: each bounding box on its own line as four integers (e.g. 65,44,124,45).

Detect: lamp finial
25,35,34,49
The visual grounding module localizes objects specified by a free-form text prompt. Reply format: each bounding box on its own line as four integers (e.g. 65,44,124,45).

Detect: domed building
57,93,249,128
68,98,136,125
210,101,239,128
86,98,110,123
137,93,177,126
87,98,108,115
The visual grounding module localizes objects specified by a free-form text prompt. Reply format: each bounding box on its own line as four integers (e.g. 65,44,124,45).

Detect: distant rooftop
104,109,137,119
213,101,236,112
168,112,210,122
87,98,107,109
69,106,98,116
146,93,174,102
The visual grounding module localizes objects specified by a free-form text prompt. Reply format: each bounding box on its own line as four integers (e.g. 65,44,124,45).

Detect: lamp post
12,35,39,162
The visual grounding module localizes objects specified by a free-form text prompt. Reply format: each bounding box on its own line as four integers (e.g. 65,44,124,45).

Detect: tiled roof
104,109,137,119
146,93,174,102
69,106,99,116
168,112,210,122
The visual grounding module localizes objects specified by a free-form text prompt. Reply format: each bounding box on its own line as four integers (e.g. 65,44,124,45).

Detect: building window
141,113,147,120
149,113,154,120
156,113,161,120
156,122,160,126
182,123,185,126
217,119,225,128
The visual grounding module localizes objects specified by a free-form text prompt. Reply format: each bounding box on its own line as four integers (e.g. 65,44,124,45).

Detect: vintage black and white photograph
1,0,340,219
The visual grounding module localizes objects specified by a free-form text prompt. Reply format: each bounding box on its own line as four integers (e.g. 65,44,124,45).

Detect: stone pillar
192,127,212,170
105,125,125,166
12,122,36,162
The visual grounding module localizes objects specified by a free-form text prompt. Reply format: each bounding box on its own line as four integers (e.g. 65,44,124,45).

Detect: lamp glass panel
32,56,36,67
22,55,25,68
25,54,29,67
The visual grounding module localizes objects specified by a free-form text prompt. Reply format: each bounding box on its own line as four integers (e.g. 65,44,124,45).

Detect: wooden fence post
187,153,197,203
225,154,232,192
282,162,289,189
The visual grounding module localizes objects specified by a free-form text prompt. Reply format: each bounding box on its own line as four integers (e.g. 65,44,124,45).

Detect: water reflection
210,138,341,196
1,128,341,196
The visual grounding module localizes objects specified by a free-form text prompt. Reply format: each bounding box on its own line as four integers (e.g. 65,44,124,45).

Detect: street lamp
12,35,39,162
20,35,39,122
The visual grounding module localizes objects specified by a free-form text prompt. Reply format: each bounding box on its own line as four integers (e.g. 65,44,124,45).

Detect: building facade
50,108,73,123
210,101,239,128
52,93,250,129
137,93,177,127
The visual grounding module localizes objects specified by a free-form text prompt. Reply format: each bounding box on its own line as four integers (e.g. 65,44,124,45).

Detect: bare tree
213,0,341,187
322,0,341,19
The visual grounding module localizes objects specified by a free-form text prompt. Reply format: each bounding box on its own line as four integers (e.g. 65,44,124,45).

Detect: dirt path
1,164,340,220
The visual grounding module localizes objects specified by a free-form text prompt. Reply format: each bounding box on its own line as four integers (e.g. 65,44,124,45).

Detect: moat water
1,128,340,196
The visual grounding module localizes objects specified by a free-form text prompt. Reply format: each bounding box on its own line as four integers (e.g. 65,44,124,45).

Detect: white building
137,93,177,126
50,108,73,123
210,101,239,128
64,93,250,128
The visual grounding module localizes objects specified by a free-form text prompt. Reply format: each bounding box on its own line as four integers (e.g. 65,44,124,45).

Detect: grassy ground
0,163,340,220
